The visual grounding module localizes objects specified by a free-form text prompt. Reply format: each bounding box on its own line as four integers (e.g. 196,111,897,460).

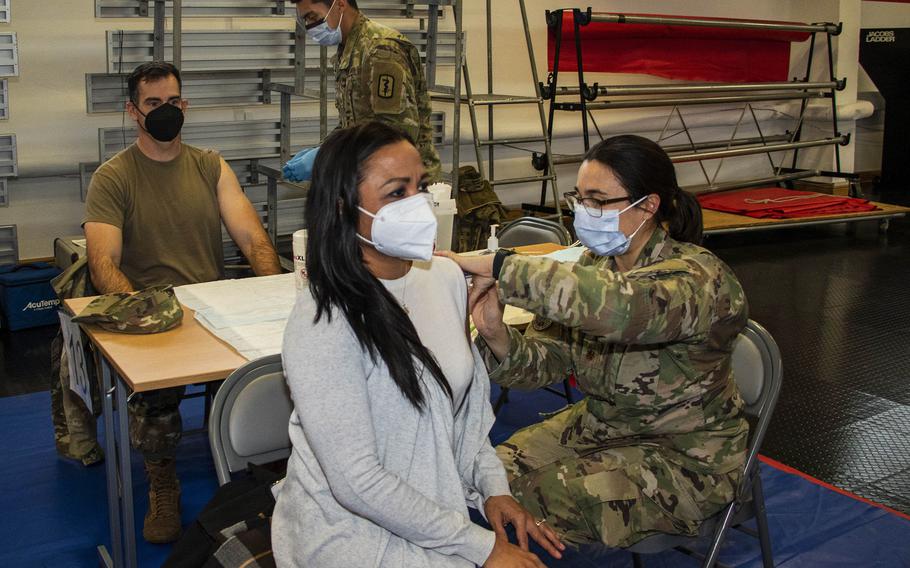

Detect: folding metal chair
492,216,574,414
497,216,572,248
209,354,294,486
628,319,782,567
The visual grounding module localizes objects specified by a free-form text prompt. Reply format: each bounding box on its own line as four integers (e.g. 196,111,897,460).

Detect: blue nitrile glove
282,146,320,182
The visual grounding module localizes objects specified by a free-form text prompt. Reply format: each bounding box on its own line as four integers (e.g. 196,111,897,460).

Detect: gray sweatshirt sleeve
283,312,496,566
471,442,512,502
460,356,512,505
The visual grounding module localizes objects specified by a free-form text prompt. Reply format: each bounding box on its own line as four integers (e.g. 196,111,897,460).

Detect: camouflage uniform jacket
490,227,750,476
334,14,441,180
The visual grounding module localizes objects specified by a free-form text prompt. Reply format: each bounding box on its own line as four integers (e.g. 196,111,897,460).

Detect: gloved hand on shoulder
282,146,320,182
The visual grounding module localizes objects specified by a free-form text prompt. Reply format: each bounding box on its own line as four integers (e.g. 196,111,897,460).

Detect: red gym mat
697,187,879,219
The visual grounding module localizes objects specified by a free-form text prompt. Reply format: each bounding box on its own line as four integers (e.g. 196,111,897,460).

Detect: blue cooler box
0,262,63,331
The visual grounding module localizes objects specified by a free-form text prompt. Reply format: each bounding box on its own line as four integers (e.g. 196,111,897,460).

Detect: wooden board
513,242,566,255
702,201,910,233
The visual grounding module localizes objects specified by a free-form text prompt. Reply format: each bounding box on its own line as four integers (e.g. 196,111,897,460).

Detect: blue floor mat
2,386,910,567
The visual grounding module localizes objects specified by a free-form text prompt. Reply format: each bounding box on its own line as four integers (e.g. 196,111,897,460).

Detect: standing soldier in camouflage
443,135,750,549
83,61,281,544
283,0,442,182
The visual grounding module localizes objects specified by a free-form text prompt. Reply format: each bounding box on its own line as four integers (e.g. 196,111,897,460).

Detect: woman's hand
483,536,546,568
435,250,496,278
484,496,565,560
469,277,510,361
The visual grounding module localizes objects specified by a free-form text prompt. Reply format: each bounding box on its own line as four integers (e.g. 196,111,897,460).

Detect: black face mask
137,102,184,142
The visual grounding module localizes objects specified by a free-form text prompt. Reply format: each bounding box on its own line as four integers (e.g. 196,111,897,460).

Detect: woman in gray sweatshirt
272,121,564,567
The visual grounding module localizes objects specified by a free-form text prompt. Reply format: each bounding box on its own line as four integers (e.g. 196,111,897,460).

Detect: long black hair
583,135,703,244
304,121,451,410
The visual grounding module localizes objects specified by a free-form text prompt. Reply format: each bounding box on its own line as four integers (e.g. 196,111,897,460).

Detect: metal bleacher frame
0,31,13,207
86,69,336,113
0,78,8,119
96,0,442,19
0,134,16,207
0,132,16,176
104,28,457,74
88,0,461,260
246,0,465,233
0,32,17,76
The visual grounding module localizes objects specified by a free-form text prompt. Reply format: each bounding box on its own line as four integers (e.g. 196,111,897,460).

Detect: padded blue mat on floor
2,386,909,567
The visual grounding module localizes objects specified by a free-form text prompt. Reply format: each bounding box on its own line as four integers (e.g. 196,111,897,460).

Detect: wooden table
64,298,249,568
65,297,247,393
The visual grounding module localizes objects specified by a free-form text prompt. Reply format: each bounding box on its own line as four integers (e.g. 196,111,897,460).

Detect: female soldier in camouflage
443,135,750,549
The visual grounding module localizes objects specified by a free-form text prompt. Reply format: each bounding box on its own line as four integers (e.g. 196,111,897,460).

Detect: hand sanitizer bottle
487,224,499,252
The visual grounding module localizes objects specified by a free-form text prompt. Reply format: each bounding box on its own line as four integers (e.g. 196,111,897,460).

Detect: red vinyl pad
697,187,878,219
547,12,811,82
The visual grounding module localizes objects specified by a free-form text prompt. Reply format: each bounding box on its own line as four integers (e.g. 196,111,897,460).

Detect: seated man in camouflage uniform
82,61,282,543
283,0,442,182
445,135,750,549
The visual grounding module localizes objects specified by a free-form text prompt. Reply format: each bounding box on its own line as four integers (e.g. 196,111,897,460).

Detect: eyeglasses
296,1,336,30
563,191,629,218
298,15,325,30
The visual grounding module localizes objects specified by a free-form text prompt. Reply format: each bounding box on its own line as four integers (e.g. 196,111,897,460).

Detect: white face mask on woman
573,195,649,256
358,193,438,261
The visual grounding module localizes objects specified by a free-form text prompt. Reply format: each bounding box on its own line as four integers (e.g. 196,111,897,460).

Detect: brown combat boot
142,458,182,543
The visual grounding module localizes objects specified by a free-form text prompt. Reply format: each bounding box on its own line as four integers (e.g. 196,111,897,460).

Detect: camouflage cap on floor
72,285,183,334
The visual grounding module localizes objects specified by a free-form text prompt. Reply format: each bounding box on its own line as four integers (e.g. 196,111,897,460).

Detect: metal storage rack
430,0,563,223
250,0,465,198
535,8,855,208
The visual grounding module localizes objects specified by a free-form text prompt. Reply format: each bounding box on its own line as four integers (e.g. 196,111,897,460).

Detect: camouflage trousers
127,386,185,460
51,331,185,461
496,407,740,548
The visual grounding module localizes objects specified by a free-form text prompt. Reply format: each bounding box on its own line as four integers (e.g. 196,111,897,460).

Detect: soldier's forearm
477,325,510,364
246,236,282,276
89,256,133,294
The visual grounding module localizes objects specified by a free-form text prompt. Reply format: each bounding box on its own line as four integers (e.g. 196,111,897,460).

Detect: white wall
0,0,895,259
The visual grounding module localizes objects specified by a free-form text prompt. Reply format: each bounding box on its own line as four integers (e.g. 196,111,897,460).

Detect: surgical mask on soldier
573,195,649,256
357,193,438,262
137,102,184,142
304,0,343,47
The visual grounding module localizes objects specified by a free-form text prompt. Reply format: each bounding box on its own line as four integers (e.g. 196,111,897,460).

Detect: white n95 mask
358,193,438,261
573,195,649,256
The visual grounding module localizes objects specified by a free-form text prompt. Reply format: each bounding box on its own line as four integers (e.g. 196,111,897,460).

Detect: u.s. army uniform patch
370,59,405,114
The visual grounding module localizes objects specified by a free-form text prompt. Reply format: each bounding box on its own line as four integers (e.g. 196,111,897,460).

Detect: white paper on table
175,273,296,328
175,274,297,359
195,318,287,360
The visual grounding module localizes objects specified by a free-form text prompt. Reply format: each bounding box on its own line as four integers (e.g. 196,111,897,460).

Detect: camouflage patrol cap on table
72,285,183,334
